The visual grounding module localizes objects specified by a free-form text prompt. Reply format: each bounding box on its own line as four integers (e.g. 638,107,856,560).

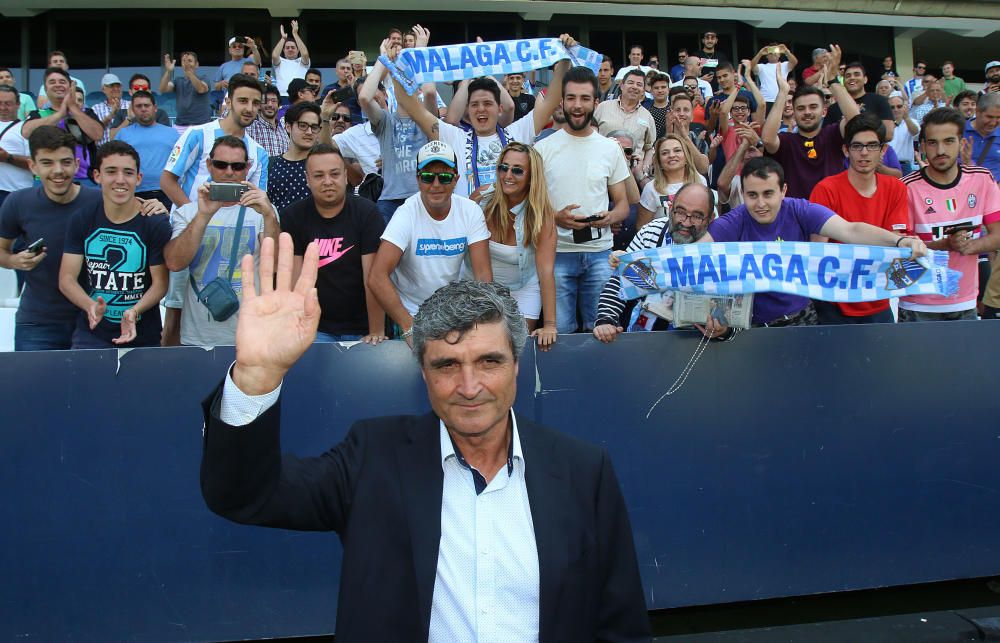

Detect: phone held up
26,238,44,255
209,182,248,202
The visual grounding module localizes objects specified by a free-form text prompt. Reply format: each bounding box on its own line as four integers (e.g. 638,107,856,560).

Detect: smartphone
943,222,976,235
209,182,248,202
769,46,780,55
579,213,605,223
347,50,366,66
27,238,44,254
327,86,354,104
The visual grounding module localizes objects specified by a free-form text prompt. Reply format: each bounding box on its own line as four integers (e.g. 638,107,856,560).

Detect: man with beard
900,107,1000,322
535,67,632,334
693,30,729,88
114,90,180,209
247,85,289,157
810,113,909,324
825,61,894,141
534,102,567,142
594,183,714,340
160,73,269,345
279,144,386,343
982,61,1000,95
268,102,321,211
762,48,862,198
595,68,656,172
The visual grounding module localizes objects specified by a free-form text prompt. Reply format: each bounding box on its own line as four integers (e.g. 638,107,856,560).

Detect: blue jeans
15,320,75,351
376,198,406,225
315,332,364,343
553,250,612,333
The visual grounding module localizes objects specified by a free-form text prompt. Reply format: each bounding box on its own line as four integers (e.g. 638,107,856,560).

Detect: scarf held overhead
380,37,603,95
617,242,961,303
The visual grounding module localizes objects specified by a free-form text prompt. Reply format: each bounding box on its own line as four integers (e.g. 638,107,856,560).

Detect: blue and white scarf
617,242,961,302
380,38,602,96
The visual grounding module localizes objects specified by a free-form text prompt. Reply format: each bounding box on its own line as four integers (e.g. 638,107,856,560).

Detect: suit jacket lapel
519,419,568,642
395,412,444,638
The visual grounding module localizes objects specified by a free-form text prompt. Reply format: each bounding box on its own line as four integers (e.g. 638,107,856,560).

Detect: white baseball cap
416,140,457,170
101,73,121,86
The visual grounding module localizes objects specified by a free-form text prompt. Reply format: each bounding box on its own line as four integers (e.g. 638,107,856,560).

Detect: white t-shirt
438,114,535,198
273,56,310,96
0,120,32,192
614,65,652,82
170,201,264,347
756,62,790,103
889,118,917,164
534,129,630,253
380,192,490,314
335,122,381,176
638,175,709,219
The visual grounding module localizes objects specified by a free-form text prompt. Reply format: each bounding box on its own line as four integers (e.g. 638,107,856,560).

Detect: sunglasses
327,113,350,122
294,121,322,133
210,160,248,171
132,85,149,91
418,171,455,185
497,163,525,176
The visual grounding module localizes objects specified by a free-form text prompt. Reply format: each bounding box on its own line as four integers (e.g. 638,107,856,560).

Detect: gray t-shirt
174,75,212,126
372,111,428,201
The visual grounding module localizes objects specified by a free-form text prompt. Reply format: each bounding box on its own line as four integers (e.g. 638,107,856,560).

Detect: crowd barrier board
2,322,998,641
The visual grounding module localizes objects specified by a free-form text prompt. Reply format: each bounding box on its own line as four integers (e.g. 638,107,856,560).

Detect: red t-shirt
810,171,909,316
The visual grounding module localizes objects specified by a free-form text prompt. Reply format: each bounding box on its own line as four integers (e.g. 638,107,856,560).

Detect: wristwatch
827,77,841,85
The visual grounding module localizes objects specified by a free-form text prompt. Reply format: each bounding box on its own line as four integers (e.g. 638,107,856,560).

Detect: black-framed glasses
294,121,322,133
497,163,525,176
210,160,248,171
418,171,455,185
849,142,883,152
673,207,707,224
327,113,350,122
731,105,750,112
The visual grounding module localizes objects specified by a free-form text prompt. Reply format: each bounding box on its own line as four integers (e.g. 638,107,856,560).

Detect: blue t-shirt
115,124,181,192
0,185,102,323
707,197,835,324
64,206,171,346
215,58,255,84
966,119,1000,182
173,74,213,126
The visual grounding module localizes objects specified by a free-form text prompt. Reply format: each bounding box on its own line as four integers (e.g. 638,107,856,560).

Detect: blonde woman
481,142,558,349
635,134,710,229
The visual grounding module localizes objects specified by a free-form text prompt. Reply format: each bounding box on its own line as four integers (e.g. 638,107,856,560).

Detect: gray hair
978,92,1000,112
812,48,828,62
411,281,529,365
606,129,635,146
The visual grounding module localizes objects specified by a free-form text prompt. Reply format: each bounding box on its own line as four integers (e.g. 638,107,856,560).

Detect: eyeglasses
497,163,525,176
210,160,248,171
673,207,707,224
327,113,350,122
132,85,149,91
849,142,883,152
622,147,634,156
418,171,455,185
294,121,322,133
731,105,749,112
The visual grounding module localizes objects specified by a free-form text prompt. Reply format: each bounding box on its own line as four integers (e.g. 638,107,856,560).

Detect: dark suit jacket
201,388,651,642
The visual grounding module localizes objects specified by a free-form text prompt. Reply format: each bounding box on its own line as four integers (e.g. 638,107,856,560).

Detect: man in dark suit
200,233,651,642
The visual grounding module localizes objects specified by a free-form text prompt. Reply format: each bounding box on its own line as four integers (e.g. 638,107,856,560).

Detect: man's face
883,56,894,69
958,95,977,118
44,73,70,101
102,82,122,102
669,188,711,243
942,63,954,77
613,136,634,162
702,32,718,50
731,99,750,124
0,70,14,86
550,103,566,124
95,153,141,206
921,122,961,174
181,53,198,70
260,93,279,119
598,61,613,85
651,80,669,101
562,81,596,132
715,67,734,90
766,48,781,64
403,34,416,49
629,47,643,66
742,172,786,225
283,40,299,59
988,67,1000,84
677,51,687,64
926,80,944,102
620,74,644,102
287,110,321,151
843,67,866,96
782,95,794,117
417,160,457,210
889,97,905,121
977,106,1000,135
506,74,524,93
793,93,826,132
242,64,259,78
845,130,884,175
468,89,500,133
30,146,79,199
421,320,517,441
207,145,251,183
0,92,18,121
683,79,699,95
305,152,347,208
685,58,702,76
330,105,352,135
648,57,659,69
229,41,245,58
388,31,402,49
876,81,892,97
336,61,353,83
671,98,692,124
305,71,322,87
132,96,157,125
130,77,151,96
914,63,927,77
296,85,318,104
227,86,261,129
49,55,67,70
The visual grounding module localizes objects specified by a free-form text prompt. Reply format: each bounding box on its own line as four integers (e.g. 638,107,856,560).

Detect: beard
566,106,595,132
670,222,699,244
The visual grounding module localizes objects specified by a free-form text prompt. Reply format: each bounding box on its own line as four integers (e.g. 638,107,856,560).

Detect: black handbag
189,206,246,322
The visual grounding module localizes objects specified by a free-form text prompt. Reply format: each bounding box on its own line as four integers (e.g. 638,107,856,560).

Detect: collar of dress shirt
439,412,522,477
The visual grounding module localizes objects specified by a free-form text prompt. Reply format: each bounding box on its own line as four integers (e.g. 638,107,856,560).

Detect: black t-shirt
693,49,730,86
280,195,385,335
64,206,171,346
268,155,311,211
825,92,892,127
511,93,536,121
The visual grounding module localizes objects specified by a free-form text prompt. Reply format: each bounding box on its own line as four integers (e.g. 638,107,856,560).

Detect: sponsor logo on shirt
415,237,467,257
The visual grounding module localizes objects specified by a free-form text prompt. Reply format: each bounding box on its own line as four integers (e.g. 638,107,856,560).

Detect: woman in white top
481,142,558,350
635,133,709,230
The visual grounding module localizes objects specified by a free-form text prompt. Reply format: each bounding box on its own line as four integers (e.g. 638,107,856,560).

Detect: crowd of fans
0,23,997,352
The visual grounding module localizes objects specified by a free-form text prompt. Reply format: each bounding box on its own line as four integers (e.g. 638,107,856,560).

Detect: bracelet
895,236,905,247
400,327,413,339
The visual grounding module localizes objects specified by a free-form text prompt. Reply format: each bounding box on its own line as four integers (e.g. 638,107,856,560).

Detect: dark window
28,17,47,69
590,30,623,69
420,20,465,48
624,31,659,66
468,19,515,43
174,17,227,67
109,18,160,67
0,18,22,66
54,18,106,69
298,15,355,67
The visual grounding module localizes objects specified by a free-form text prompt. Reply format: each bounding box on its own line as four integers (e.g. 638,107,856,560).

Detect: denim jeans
15,320,75,351
553,250,612,333
376,198,407,225
315,332,364,343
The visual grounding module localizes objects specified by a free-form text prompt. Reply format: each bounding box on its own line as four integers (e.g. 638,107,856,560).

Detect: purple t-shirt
708,197,836,324
767,123,845,199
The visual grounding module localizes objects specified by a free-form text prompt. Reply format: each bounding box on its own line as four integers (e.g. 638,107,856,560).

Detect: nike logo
315,237,355,267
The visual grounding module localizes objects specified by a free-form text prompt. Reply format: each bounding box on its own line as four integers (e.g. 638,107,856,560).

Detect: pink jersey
901,166,1000,312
